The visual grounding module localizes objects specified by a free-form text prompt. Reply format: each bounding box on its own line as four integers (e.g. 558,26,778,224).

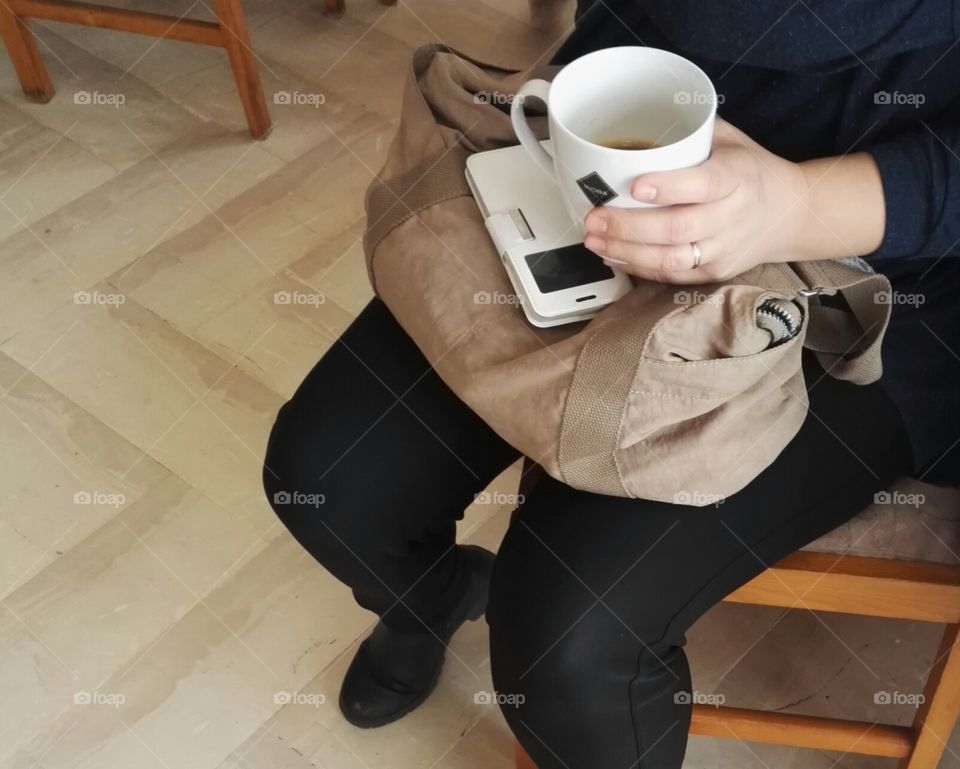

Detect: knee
487,575,649,769
487,552,627,705
262,398,344,545
487,552,689,769
490,583,632,696
263,392,412,561
263,400,312,510
486,540,683,708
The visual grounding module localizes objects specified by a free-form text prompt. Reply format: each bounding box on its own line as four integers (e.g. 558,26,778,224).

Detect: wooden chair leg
211,0,270,139
0,1,54,102
899,623,960,769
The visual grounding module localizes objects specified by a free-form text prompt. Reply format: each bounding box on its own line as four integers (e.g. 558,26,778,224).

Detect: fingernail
584,236,606,254
585,213,608,234
604,258,628,266
633,184,658,202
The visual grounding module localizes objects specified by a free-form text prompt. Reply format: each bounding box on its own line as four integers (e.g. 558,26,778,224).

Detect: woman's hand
582,118,887,284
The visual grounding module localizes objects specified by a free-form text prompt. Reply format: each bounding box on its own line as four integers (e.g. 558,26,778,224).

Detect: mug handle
510,79,556,179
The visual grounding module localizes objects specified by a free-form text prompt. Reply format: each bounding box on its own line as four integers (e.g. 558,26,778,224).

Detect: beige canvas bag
362,44,892,505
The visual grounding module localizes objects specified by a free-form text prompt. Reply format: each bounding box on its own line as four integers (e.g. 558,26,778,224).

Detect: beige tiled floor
0,1,957,768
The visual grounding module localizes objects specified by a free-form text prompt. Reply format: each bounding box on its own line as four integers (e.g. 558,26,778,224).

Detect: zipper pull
757,298,802,346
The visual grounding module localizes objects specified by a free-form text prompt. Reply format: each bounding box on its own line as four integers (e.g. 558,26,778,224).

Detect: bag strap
558,292,686,496
794,261,891,385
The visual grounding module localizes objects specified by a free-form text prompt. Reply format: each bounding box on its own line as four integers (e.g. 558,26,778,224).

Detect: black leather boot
338,545,495,728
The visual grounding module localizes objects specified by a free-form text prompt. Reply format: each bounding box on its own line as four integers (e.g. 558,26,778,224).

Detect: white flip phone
466,143,632,328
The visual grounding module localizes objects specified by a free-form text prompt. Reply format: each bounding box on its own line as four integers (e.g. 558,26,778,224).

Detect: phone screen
524,243,615,294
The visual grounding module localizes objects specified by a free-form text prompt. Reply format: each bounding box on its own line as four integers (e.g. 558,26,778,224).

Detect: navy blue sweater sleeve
867,118,960,261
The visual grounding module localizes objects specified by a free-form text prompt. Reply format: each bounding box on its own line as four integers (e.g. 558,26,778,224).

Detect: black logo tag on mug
576,172,618,206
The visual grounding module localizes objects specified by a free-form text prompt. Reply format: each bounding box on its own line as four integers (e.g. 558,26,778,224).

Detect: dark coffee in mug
510,46,718,225
597,137,661,150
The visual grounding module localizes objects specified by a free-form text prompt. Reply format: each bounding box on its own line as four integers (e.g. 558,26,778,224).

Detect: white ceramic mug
510,46,718,231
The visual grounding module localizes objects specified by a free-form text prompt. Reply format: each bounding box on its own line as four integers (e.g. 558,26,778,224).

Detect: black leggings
263,298,913,769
